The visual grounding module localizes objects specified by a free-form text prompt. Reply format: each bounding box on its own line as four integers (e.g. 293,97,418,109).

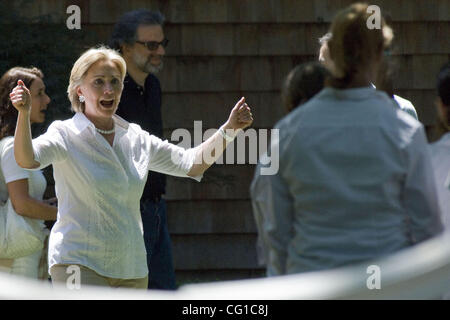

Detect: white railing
2,232,450,300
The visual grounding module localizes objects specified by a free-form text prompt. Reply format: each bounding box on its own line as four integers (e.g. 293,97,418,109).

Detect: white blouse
30,112,201,279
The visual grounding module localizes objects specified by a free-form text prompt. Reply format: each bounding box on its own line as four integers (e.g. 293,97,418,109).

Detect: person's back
252,62,328,267
275,86,441,273
252,3,443,277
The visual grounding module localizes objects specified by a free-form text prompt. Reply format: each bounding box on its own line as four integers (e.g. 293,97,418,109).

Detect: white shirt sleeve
1,138,30,183
147,133,203,182
31,121,68,170
404,126,444,242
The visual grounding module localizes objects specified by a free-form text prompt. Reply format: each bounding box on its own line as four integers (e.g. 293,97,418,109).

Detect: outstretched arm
187,97,253,177
9,80,40,169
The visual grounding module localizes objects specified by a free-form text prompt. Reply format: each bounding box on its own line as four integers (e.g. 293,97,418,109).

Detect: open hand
9,80,32,113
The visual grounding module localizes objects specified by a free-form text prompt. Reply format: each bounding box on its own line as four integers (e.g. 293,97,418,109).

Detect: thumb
234,97,245,110
17,80,29,92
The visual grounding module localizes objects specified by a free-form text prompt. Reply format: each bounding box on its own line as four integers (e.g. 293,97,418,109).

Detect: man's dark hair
109,9,165,52
281,62,329,113
437,62,450,106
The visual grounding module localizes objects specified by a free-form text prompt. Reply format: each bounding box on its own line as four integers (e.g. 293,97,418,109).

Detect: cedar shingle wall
17,0,450,283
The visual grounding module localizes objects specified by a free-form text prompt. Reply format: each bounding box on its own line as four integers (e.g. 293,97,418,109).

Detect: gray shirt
430,133,450,229
251,86,443,276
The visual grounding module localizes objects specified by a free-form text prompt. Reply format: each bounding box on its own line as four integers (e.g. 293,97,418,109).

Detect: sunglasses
135,38,169,51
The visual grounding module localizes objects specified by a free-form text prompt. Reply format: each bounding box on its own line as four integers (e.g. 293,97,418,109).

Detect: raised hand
9,80,32,113
225,97,254,131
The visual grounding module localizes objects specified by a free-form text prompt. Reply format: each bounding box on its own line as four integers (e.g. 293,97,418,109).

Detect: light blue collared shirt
251,86,443,276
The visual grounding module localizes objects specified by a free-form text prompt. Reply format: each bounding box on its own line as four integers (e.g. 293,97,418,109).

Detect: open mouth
100,99,114,108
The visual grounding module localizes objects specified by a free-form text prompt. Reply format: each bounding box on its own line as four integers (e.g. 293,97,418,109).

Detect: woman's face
78,59,123,121
29,77,51,124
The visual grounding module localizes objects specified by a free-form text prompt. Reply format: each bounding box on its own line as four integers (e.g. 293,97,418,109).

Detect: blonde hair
68,46,127,112
328,3,393,87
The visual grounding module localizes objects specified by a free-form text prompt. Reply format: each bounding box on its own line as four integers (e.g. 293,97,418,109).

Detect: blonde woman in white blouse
0,67,57,279
10,46,253,289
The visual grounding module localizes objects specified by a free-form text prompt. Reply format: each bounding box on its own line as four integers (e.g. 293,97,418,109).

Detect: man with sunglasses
109,9,175,290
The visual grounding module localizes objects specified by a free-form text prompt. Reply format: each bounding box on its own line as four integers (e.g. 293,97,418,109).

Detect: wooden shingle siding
166,165,255,200
16,0,450,23
390,54,450,90
159,56,312,92
167,200,256,234
391,22,450,55
84,22,450,56
80,0,450,23
14,0,68,22
171,234,259,270
175,269,265,284
162,92,286,129
14,0,449,283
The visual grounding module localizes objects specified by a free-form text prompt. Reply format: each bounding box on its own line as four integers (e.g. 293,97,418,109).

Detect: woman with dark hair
252,3,443,276
0,67,57,278
281,62,328,113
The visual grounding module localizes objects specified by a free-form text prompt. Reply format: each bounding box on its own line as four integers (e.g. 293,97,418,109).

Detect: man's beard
133,52,164,75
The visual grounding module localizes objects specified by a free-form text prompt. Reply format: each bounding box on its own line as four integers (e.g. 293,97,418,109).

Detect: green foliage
0,0,96,135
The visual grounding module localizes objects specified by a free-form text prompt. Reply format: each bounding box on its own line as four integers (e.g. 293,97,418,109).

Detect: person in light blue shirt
251,3,443,276
430,62,450,229
253,62,328,267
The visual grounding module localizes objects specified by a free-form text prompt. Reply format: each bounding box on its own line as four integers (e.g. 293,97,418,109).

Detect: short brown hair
0,67,44,140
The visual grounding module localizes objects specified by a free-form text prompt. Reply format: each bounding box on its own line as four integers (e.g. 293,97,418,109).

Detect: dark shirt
116,73,166,201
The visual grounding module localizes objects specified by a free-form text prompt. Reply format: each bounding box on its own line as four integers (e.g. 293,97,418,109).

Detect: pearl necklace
95,126,115,135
